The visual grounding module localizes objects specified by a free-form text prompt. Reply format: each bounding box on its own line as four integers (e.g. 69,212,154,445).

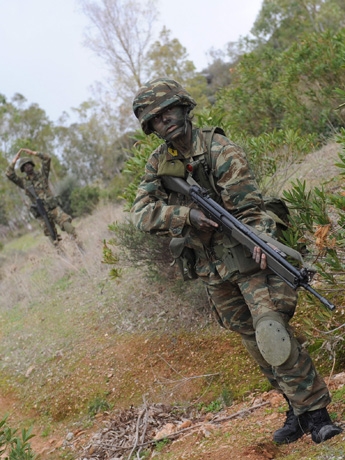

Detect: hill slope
0,141,345,459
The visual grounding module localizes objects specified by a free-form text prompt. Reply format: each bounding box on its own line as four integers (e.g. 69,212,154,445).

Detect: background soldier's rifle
163,176,336,311
26,185,57,241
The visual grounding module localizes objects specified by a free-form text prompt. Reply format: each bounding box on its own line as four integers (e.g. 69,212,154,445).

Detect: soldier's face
151,105,186,141
23,163,34,174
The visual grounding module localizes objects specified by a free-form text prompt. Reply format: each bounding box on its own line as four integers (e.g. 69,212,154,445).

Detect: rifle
26,185,57,241
163,176,336,311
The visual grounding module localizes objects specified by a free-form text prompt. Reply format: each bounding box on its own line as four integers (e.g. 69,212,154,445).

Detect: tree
79,0,207,129
80,0,158,95
215,29,345,138
0,93,55,158
56,100,133,185
251,0,345,51
146,27,209,107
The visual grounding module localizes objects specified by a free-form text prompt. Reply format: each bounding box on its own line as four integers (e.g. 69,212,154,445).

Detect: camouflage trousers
38,206,74,239
205,269,331,416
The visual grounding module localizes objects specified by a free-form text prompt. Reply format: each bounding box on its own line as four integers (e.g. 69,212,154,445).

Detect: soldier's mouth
166,125,177,133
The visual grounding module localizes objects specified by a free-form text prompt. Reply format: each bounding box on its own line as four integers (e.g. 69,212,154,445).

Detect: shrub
216,29,345,139
105,220,175,281
70,185,100,217
55,174,78,216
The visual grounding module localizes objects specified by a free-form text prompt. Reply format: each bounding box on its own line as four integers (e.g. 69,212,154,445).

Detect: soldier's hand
189,209,218,231
12,149,22,164
253,246,267,270
21,148,37,156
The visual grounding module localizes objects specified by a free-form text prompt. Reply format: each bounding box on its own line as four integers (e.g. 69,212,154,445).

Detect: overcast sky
0,0,263,122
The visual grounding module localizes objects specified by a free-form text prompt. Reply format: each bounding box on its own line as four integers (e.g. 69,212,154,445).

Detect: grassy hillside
0,142,345,459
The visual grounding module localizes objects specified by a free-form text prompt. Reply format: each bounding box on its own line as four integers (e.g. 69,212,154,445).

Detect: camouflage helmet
133,77,197,134
17,157,35,173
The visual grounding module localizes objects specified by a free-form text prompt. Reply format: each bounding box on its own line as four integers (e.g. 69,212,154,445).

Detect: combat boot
299,407,342,444
273,401,307,444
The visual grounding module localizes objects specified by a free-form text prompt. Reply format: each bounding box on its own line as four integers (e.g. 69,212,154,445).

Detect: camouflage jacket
5,153,56,207
131,128,276,282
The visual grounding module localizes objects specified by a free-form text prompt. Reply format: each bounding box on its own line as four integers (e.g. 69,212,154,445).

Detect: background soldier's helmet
133,78,197,134
18,157,35,173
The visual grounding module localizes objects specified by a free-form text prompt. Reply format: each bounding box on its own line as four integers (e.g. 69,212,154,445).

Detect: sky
0,0,263,122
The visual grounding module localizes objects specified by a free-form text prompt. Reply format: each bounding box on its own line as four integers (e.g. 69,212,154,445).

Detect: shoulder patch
168,147,179,157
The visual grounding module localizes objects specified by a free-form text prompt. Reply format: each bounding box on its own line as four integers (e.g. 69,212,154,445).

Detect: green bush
70,185,100,217
105,220,174,281
216,29,345,139
55,174,78,216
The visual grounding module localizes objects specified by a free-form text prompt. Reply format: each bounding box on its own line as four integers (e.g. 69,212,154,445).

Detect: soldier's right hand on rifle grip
189,209,218,231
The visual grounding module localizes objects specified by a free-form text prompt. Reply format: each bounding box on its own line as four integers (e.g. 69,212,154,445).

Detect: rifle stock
26,186,57,241
163,176,335,311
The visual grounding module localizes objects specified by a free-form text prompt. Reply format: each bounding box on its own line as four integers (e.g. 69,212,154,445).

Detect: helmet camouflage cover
133,77,197,134
18,157,35,172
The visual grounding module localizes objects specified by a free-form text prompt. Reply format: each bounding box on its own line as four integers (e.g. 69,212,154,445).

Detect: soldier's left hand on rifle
253,246,267,270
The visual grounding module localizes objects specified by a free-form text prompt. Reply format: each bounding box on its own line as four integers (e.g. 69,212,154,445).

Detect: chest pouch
157,154,185,178
215,234,260,275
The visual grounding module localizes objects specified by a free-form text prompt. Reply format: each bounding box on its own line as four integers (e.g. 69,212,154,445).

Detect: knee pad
62,221,76,235
255,315,291,366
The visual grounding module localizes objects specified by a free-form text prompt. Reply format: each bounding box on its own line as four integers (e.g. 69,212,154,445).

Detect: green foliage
55,175,78,216
251,0,345,52
70,185,100,217
147,26,209,107
100,173,131,204
0,93,55,159
56,100,132,185
221,386,234,407
330,385,345,403
120,132,163,209
216,29,345,139
281,178,345,289
102,239,122,280
88,395,112,417
238,129,318,195
0,415,36,460
106,220,174,280
154,438,171,452
197,399,223,413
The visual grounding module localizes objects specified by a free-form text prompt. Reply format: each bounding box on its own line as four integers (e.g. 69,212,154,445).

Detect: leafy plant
120,131,163,210
154,438,171,451
197,399,223,413
88,395,112,417
70,185,100,217
216,29,345,139
104,220,175,281
0,415,36,460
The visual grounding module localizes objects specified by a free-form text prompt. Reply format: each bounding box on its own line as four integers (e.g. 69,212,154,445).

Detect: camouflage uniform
6,152,74,240
131,125,331,416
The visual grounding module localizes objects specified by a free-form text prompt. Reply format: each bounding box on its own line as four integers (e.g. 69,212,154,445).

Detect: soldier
6,148,77,245
131,77,342,444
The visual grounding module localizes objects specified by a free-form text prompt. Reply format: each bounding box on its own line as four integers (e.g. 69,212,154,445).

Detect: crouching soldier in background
6,148,77,246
